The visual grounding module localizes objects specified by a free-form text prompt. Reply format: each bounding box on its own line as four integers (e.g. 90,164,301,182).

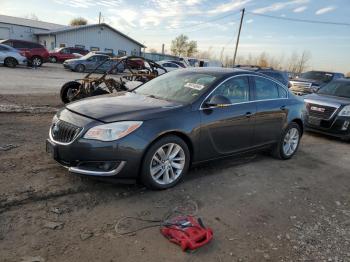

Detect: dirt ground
0,66,350,261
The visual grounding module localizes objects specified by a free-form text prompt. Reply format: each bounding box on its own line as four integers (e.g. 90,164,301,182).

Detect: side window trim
199,74,252,109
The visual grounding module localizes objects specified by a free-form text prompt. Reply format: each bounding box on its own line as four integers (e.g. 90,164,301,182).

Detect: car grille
290,81,312,89
51,120,82,143
306,103,337,120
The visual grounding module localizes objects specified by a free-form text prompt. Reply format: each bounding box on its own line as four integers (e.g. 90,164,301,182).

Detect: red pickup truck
49,47,89,63
0,39,49,67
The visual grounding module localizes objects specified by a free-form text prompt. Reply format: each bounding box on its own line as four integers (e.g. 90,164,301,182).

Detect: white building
36,23,145,56
0,14,63,42
0,15,145,56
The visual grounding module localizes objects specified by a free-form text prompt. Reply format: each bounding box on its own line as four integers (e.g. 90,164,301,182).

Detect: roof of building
0,14,64,30
35,23,145,48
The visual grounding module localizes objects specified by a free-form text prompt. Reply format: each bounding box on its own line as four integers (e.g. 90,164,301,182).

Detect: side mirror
204,95,231,108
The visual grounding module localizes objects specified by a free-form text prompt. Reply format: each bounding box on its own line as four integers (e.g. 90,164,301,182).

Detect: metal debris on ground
0,144,18,151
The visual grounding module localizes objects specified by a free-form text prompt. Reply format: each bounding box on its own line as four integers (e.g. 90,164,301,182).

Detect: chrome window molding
199,73,290,110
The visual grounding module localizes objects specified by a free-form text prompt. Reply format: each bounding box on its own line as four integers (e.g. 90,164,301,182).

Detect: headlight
83,121,143,141
339,105,350,117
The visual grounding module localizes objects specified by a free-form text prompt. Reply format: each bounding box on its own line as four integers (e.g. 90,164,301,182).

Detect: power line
246,11,350,26
141,11,241,32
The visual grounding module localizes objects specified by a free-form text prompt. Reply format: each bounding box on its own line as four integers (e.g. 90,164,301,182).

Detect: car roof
331,78,350,83
180,67,278,79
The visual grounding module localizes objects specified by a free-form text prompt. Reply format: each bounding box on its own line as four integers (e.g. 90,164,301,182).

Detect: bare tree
296,50,311,74
70,17,88,26
171,35,197,57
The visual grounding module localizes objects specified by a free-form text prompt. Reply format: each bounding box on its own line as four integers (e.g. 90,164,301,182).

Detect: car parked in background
156,61,182,75
165,60,187,68
46,68,304,189
63,53,114,73
0,39,49,67
304,79,350,140
0,43,27,68
234,65,289,87
290,71,344,96
49,47,89,63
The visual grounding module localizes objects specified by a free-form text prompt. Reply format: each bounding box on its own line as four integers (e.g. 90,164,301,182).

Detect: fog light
342,121,349,131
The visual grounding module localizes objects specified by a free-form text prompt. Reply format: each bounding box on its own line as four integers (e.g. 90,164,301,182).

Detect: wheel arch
291,118,304,136
139,130,194,175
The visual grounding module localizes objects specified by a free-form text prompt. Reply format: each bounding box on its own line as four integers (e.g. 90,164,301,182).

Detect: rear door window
254,76,279,100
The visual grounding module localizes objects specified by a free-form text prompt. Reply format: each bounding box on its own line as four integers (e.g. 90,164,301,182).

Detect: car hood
290,78,324,86
66,92,184,123
304,93,350,107
64,58,81,63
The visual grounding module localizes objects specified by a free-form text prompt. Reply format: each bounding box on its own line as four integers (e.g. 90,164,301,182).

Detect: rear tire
75,64,85,73
141,135,190,190
4,57,17,68
271,122,301,160
31,56,43,67
60,81,81,104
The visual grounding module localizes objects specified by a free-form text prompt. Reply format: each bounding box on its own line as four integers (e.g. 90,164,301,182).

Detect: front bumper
63,63,73,69
305,115,350,139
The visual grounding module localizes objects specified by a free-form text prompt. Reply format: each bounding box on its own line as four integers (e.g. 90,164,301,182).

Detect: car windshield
261,71,287,85
318,81,350,98
135,70,217,103
81,53,95,59
300,71,334,83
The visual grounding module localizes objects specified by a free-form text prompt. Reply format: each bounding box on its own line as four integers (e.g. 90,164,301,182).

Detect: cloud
246,19,254,24
293,6,307,13
53,0,122,8
315,6,336,15
208,0,251,14
253,0,309,14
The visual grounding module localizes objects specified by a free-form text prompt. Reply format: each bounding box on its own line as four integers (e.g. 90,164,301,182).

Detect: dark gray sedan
63,53,120,73
46,68,305,189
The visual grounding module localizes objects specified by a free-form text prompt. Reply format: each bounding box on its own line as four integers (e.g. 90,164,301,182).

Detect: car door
84,55,99,70
251,75,289,146
199,76,256,159
0,45,7,63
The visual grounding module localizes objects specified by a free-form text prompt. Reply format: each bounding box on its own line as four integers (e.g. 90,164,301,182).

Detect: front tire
272,122,301,160
50,56,58,63
4,57,17,68
75,64,85,73
141,135,190,190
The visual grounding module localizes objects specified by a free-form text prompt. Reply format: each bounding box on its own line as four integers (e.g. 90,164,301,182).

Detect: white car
156,61,182,75
0,43,27,68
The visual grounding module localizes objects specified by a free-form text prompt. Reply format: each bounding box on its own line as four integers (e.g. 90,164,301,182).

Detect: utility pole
233,8,245,66
98,12,101,24
162,44,165,54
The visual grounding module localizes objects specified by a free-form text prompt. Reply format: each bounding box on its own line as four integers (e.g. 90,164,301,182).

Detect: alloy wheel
150,143,186,185
283,127,300,156
32,57,42,66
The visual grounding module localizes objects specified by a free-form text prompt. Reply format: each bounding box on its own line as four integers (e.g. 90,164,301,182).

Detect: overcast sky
1,0,349,72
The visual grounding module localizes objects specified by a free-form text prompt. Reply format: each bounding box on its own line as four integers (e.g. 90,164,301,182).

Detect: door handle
280,105,287,111
245,112,253,118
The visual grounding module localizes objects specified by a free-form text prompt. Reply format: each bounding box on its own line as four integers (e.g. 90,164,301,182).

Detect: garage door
0,27,10,40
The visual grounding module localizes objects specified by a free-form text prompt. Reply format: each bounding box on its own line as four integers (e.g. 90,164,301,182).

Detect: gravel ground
0,94,349,262
0,66,349,261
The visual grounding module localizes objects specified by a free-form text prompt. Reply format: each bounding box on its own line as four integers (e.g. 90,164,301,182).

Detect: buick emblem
310,106,325,113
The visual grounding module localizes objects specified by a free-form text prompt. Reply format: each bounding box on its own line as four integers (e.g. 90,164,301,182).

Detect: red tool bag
160,215,213,251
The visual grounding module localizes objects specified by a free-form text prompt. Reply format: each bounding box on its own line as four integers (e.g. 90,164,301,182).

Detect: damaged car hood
66,92,184,123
